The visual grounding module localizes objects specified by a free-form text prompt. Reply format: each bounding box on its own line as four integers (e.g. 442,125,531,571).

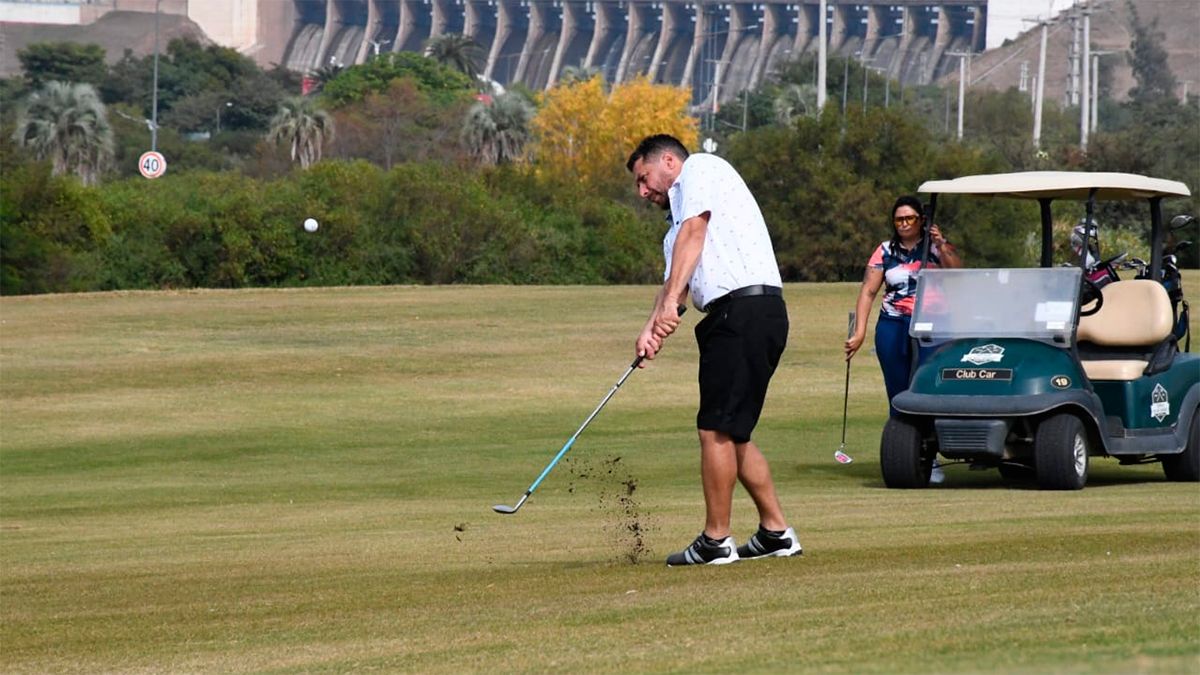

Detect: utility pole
947,51,971,140
944,88,950,134
1090,50,1113,133
742,87,749,132
817,0,827,112
1033,18,1050,150
712,60,722,128
861,51,869,112
1080,2,1091,151
151,0,160,151
1067,5,1081,106
841,56,850,118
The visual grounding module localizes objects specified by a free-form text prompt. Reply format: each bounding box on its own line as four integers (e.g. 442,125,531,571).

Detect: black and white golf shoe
666,533,739,566
736,526,802,560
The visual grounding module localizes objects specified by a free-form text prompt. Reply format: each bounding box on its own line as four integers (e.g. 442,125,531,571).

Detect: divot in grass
565,455,657,564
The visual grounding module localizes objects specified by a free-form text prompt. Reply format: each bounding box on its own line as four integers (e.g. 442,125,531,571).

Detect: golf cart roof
917,172,1191,201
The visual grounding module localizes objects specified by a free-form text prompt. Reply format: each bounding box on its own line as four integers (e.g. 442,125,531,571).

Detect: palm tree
773,83,817,125
461,92,534,165
557,65,602,87
424,34,484,80
267,97,334,169
13,81,113,186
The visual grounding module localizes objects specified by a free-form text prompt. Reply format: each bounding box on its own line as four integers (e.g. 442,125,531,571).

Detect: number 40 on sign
138,151,166,179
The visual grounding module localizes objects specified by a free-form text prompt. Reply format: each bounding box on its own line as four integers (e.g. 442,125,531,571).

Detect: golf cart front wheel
1160,408,1200,481
880,417,931,489
1035,413,1089,490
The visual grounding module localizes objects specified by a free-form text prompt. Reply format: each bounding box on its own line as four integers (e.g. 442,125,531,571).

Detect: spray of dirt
564,455,656,564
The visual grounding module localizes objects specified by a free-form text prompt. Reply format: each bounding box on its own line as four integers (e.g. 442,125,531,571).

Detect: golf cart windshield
910,268,1083,343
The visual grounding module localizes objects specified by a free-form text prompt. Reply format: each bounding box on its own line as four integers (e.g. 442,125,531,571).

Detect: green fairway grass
2,278,1198,673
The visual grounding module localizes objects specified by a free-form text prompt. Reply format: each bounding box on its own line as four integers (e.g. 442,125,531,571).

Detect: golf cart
881,172,1198,490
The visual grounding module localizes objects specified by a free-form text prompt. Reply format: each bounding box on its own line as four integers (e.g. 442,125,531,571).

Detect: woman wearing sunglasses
844,196,962,480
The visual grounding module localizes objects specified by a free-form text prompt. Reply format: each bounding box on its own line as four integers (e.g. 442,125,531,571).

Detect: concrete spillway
274,0,987,105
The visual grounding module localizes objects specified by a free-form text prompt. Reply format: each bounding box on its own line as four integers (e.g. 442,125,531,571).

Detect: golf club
835,310,855,464
493,307,686,515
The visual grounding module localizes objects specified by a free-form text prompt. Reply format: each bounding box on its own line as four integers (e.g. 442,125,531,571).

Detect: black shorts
694,294,788,443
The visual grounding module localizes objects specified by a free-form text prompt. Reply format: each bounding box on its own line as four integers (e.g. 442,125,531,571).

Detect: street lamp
867,65,890,108
700,22,759,131
215,101,232,135
817,0,827,112
151,0,160,151
368,38,391,57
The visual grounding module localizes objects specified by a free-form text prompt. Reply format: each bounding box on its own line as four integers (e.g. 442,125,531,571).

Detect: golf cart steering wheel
1079,276,1105,316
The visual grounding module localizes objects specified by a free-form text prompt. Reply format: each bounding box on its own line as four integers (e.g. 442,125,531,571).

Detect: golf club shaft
515,307,686,499
522,356,640,495
841,360,850,444
841,310,855,445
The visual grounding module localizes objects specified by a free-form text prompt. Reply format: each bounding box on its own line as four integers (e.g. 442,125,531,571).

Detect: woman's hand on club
844,333,864,361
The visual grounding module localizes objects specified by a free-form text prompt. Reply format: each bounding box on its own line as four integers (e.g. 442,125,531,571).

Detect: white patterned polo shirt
663,152,782,311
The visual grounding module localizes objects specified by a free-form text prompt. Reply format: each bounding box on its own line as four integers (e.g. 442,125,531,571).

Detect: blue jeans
874,314,932,417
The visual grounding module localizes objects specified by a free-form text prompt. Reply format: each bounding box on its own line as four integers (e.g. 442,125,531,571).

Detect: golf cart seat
1077,280,1176,380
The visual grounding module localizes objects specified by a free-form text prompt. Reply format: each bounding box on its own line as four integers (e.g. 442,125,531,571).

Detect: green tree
100,39,284,133
12,81,114,185
267,97,335,169
1126,0,1177,105
462,92,534,165
333,78,465,168
319,51,474,107
18,42,107,88
964,88,1037,170
0,136,111,294
558,65,601,86
424,34,484,81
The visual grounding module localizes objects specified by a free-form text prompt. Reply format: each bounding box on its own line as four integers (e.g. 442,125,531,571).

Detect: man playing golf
626,134,801,566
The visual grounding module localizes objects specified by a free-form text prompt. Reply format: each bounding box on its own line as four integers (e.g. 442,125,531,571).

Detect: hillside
0,11,207,77
952,0,1199,104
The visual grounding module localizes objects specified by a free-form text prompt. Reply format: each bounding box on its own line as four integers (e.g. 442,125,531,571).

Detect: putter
494,307,686,515
835,311,855,464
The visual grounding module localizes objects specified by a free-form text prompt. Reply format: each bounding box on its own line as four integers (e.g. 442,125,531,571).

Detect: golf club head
492,493,529,515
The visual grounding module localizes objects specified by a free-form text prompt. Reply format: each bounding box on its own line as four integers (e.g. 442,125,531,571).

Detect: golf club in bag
493,307,686,515
835,311,855,464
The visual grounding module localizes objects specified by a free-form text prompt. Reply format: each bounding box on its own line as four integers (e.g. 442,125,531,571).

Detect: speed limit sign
138,151,166,179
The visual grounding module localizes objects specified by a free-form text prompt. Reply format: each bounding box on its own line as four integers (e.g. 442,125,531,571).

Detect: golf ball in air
304,218,319,233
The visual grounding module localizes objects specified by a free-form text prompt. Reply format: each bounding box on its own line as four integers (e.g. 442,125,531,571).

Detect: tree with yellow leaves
531,76,698,191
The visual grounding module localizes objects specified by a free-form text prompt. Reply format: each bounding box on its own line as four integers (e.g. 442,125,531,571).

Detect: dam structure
273,1,987,107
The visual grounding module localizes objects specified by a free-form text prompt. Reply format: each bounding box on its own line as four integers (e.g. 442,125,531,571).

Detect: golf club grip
630,306,687,369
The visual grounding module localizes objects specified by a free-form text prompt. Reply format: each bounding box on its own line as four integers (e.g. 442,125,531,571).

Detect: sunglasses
893,214,920,225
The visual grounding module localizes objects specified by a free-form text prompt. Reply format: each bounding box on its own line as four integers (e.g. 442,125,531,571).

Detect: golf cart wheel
1161,408,1200,482
880,417,931,489
1034,413,1089,490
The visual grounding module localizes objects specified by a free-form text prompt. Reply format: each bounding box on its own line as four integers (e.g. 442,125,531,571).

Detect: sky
987,0,1079,49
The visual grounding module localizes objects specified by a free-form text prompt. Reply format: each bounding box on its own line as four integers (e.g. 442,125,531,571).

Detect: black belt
702,285,782,313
